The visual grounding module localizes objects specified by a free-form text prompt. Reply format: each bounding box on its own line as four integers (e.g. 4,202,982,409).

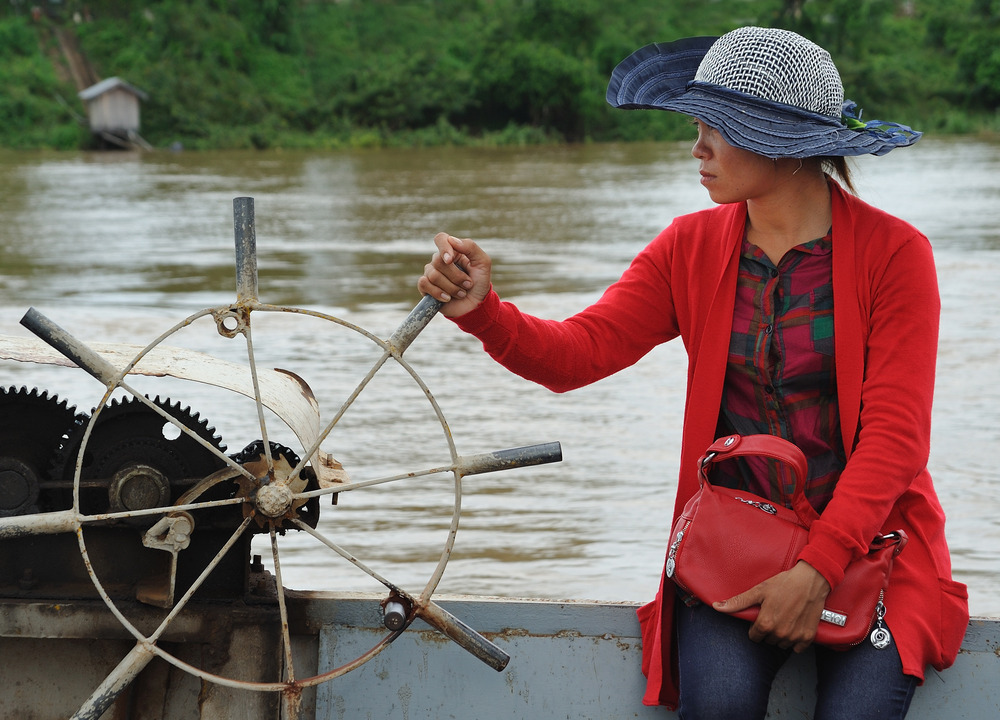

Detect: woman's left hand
713,560,831,653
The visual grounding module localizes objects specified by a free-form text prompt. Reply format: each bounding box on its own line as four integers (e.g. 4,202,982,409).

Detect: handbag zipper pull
869,593,892,649
665,525,686,578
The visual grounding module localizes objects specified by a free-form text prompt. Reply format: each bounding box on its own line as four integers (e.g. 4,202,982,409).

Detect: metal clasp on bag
820,609,848,627
876,530,908,557
698,451,717,475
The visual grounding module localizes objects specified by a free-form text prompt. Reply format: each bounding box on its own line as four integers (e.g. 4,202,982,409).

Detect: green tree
0,16,86,148
2,0,998,149
954,0,1000,108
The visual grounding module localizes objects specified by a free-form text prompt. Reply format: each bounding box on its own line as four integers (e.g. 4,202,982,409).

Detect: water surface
1,139,997,615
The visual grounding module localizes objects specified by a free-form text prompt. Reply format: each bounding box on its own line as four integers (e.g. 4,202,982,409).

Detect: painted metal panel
0,595,995,718
314,598,1000,720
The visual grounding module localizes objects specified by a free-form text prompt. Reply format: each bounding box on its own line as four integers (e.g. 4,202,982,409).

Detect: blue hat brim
606,39,921,158
605,36,717,108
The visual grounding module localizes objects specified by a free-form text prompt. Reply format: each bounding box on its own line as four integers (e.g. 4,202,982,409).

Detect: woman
417,26,968,719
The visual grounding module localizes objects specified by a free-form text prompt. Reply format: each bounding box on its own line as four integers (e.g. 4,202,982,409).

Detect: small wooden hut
78,77,151,149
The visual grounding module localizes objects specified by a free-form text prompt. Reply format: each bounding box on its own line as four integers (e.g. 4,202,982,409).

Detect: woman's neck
745,168,832,265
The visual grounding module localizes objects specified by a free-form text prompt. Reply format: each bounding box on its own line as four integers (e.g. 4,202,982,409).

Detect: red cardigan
453,182,969,708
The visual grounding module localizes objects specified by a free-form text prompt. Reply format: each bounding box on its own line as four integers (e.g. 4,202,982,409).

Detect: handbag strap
698,434,821,527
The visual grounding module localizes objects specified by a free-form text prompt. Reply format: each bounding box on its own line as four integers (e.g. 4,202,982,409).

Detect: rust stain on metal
274,367,318,404
490,627,529,638
282,683,303,713
413,628,453,646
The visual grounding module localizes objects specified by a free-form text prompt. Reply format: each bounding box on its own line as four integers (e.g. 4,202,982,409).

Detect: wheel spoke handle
388,294,442,356
0,509,77,539
457,442,563,477
233,197,258,304
416,600,510,672
21,308,121,386
71,641,156,720
292,441,563,500
290,519,509,671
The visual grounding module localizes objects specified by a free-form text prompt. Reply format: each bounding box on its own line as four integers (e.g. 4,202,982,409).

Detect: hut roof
78,77,149,102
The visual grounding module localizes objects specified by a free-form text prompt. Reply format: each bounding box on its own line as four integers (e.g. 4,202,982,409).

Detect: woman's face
691,120,777,204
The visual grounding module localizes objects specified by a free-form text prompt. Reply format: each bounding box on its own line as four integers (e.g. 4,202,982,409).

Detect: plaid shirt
714,231,846,512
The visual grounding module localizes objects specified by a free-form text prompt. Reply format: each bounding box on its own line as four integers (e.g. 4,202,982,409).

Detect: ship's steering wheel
5,198,561,720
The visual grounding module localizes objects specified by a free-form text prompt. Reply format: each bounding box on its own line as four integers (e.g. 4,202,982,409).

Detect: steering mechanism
0,198,562,720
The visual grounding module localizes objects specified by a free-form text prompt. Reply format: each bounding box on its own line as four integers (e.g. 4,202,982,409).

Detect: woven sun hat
606,26,921,158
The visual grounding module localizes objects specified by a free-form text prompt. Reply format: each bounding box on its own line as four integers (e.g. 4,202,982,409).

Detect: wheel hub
255,483,294,517
109,463,170,512
231,440,311,528
0,457,39,516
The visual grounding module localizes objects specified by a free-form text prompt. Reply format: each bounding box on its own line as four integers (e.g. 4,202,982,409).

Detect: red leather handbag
665,434,907,650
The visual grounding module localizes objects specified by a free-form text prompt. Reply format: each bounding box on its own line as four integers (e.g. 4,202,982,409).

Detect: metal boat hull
2,594,996,719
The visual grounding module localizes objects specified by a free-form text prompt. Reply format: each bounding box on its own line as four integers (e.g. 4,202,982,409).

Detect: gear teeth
3,385,76,410
105,395,225,451
1,384,85,424
49,394,228,489
0,386,88,515
231,439,301,467
150,395,224,450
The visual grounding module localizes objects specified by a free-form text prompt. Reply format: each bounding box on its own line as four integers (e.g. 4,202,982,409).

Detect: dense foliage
1,0,998,150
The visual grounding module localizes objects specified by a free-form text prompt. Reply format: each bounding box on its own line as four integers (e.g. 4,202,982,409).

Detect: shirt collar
741,228,833,264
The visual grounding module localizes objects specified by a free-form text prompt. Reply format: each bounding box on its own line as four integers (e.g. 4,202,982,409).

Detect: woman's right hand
417,232,493,318
714,560,830,653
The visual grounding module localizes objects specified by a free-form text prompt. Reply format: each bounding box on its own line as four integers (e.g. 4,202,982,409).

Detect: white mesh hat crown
694,27,844,118
606,26,921,158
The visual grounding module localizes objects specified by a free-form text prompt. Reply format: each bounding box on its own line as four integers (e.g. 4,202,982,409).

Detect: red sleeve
451,233,681,393
798,230,940,586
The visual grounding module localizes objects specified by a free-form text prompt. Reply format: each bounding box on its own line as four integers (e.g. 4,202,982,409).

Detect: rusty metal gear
229,440,320,531
52,395,227,517
229,439,300,469
0,386,85,516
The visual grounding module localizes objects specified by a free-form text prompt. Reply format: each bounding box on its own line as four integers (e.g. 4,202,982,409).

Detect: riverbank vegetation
2,0,998,150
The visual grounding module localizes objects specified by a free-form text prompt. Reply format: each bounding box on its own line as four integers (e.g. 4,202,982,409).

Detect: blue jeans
675,598,918,720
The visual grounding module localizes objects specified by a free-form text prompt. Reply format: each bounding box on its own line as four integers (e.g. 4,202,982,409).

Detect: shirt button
764,385,775,394
764,324,773,334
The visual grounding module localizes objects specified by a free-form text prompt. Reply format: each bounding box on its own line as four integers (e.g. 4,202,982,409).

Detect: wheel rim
71,300,463,690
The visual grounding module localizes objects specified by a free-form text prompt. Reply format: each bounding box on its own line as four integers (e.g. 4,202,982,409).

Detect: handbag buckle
820,609,848,627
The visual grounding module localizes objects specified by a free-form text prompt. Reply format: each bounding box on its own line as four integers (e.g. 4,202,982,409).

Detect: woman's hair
820,156,857,194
